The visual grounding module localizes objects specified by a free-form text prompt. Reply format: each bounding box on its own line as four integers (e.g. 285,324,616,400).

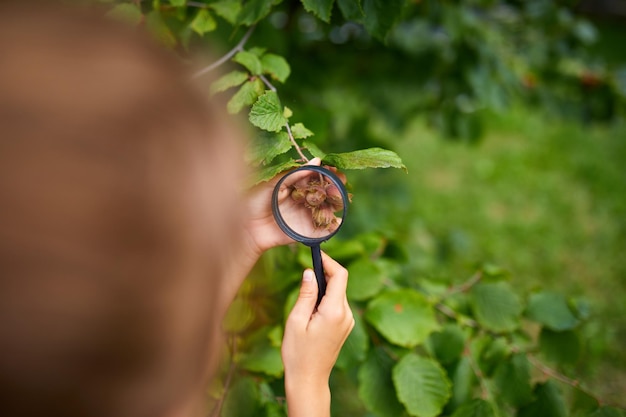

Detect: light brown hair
0,3,242,416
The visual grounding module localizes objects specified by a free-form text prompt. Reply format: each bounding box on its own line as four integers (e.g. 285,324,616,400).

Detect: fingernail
303,270,314,282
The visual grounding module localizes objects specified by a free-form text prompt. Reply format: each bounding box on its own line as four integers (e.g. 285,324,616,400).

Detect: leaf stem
193,25,256,78
285,122,309,162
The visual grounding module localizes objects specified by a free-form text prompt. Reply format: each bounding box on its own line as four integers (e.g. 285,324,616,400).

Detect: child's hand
281,252,354,417
243,158,323,255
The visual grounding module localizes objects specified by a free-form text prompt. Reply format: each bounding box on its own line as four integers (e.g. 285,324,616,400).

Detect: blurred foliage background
237,0,626,407
104,0,626,414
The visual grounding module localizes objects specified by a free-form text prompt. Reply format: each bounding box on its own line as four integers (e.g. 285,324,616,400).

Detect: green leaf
337,0,363,21
261,53,291,83
264,402,287,417
210,0,241,25
237,344,284,377
248,46,267,57
526,291,580,331
323,147,406,171
233,51,263,75
335,311,369,369
589,407,626,417
478,336,510,376
210,70,249,95
106,3,143,26
449,357,476,410
469,282,522,332
357,347,406,417
283,106,293,119
223,296,254,333
227,78,264,114
517,381,567,417
290,123,314,139
267,325,283,348
393,354,452,417
363,0,405,41
249,91,288,132
539,328,581,365
247,131,292,166
251,160,301,185
365,289,439,348
221,377,261,417
571,388,599,417
168,0,186,6
300,0,335,22
493,353,533,407
145,11,177,48
428,323,465,364
451,399,496,417
346,258,385,301
238,0,277,25
190,9,216,36
303,141,326,159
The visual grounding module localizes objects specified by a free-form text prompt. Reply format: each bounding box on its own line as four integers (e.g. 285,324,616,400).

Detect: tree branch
193,25,256,79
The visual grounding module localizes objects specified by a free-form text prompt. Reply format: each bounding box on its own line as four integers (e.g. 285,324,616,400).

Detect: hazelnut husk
289,173,347,230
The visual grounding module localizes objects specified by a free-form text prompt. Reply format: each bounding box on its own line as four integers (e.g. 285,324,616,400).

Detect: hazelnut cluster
290,174,345,231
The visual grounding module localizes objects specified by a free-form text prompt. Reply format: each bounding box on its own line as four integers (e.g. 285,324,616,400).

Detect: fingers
318,251,349,308
323,165,347,184
276,158,321,200
305,157,322,167
287,269,319,325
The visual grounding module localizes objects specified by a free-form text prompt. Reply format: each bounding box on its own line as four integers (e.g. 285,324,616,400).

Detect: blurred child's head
0,3,243,416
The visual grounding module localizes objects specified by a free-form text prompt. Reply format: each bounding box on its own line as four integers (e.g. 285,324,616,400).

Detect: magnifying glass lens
275,169,346,240
272,165,349,307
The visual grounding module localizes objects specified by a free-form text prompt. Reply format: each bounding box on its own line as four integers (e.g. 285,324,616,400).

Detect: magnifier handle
311,245,326,307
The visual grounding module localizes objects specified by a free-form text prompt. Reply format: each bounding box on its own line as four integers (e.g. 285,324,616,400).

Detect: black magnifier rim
271,165,348,247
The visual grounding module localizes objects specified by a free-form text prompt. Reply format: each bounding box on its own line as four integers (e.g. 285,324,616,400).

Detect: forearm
285,377,331,417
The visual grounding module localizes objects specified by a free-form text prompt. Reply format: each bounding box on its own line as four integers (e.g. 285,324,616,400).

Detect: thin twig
193,25,256,79
465,344,491,401
443,271,483,298
526,353,619,407
527,354,580,387
187,1,211,8
259,74,277,92
435,303,478,328
210,336,238,417
285,122,309,162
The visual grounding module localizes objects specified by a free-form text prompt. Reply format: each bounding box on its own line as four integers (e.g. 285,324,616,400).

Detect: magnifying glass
272,165,349,307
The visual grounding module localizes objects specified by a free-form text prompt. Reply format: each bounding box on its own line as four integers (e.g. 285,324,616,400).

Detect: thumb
289,269,318,323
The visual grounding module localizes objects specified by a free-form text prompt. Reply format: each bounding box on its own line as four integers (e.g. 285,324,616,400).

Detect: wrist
285,376,330,417
242,223,266,260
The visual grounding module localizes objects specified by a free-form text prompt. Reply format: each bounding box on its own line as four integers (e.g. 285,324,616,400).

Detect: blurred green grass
346,108,626,405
